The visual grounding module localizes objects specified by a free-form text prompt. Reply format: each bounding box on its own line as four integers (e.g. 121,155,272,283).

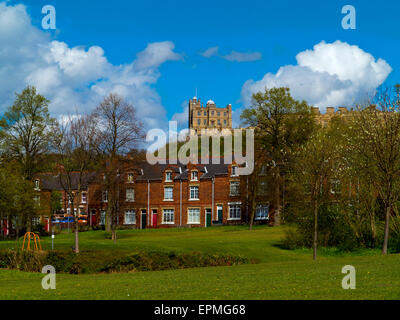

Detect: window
224,120,227,125
124,210,136,224
102,190,108,203
198,111,201,116
190,186,199,200
188,208,200,224
211,111,214,116
330,179,341,194
34,179,40,190
191,170,198,181
231,166,238,176
197,119,200,125
217,112,220,116
165,171,172,182
81,192,87,203
34,195,40,206
229,204,241,220
230,181,240,196
255,205,269,220
203,119,206,125
163,209,174,224
224,112,227,117
100,211,106,225
204,111,206,116
126,189,134,202
32,216,40,226
218,120,221,125
164,186,173,200
127,173,134,183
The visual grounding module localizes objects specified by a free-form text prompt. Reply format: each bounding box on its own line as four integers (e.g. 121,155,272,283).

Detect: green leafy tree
0,86,57,181
292,121,342,259
241,87,316,225
349,86,400,255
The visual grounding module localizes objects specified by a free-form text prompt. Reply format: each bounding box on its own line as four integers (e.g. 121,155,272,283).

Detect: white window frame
165,171,172,182
230,181,240,196
191,170,198,181
126,188,135,202
162,209,174,224
102,190,108,203
188,208,200,224
189,186,199,200
255,205,269,220
34,179,40,190
231,166,238,176
164,186,173,201
124,210,136,225
228,203,241,220
81,192,87,204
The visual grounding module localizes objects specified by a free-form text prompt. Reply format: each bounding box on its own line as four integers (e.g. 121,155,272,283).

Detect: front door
217,205,223,224
152,209,158,227
206,209,212,227
141,210,147,229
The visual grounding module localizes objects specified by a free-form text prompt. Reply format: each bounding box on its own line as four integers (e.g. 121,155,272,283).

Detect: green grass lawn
1,225,399,300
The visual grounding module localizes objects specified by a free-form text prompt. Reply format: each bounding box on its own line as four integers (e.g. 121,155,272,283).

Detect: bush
32,223,49,237
0,249,251,274
282,204,362,251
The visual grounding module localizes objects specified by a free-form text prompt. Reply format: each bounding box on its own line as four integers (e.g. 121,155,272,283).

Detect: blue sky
1,0,399,131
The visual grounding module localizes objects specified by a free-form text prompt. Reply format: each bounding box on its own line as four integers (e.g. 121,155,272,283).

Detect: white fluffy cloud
0,2,182,131
241,41,392,110
201,46,261,62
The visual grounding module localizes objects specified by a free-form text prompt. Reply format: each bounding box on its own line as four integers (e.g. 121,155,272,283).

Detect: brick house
36,160,271,229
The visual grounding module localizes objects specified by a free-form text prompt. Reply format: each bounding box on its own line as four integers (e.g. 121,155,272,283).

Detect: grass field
1,225,400,300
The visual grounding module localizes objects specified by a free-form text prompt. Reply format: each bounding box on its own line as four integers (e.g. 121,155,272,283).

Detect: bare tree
92,93,144,241
52,114,99,253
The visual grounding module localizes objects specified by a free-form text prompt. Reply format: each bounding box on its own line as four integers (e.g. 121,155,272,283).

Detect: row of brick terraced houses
34,160,270,230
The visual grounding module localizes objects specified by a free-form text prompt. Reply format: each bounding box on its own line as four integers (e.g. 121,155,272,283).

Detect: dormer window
191,171,198,181
34,179,40,190
127,173,134,183
231,166,238,176
165,171,172,182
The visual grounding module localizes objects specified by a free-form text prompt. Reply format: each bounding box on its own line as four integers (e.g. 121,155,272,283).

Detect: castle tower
188,96,232,134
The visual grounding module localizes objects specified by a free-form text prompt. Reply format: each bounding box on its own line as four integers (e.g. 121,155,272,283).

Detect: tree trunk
71,200,79,254
112,228,117,243
370,211,376,247
248,183,257,230
382,205,391,255
273,181,281,226
105,208,112,232
74,218,80,254
313,198,318,261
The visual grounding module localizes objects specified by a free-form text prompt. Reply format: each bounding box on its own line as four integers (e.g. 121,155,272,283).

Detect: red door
152,213,157,227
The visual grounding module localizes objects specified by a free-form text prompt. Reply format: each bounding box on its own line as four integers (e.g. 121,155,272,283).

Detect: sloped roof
38,172,97,191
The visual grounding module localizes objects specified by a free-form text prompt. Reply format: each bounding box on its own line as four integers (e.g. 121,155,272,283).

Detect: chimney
326,107,334,114
311,107,320,115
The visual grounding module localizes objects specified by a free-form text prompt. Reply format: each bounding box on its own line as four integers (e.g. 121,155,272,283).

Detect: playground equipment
22,232,42,251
